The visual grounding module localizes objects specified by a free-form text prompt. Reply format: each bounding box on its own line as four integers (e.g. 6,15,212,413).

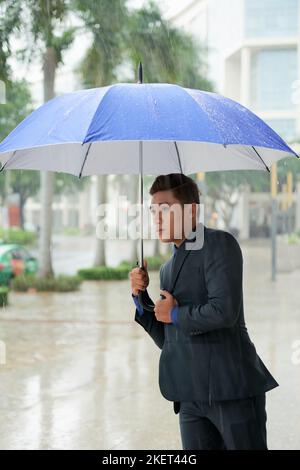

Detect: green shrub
78,266,130,280
77,254,170,281
0,227,36,246
62,227,82,236
0,285,9,307
10,273,35,291
287,232,300,244
11,273,82,292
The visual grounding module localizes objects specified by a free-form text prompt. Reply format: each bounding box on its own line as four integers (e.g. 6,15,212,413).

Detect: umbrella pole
137,140,154,312
139,140,144,269
137,61,154,312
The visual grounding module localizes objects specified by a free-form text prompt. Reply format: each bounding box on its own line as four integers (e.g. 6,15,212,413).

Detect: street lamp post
271,163,278,281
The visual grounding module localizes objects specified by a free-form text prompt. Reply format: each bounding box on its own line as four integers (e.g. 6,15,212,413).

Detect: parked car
0,244,38,285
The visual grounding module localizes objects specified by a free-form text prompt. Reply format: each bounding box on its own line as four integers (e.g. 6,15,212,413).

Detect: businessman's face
150,190,195,244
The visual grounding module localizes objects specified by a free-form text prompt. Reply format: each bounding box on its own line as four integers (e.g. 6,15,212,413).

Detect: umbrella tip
137,61,143,84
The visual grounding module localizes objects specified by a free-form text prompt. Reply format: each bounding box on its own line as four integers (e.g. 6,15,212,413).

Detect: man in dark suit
130,173,278,450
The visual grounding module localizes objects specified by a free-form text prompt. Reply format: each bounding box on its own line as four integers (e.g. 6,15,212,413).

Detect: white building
165,0,300,146
163,0,300,237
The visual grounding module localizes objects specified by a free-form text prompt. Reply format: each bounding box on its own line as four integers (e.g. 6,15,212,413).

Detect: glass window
250,48,297,110
245,0,298,37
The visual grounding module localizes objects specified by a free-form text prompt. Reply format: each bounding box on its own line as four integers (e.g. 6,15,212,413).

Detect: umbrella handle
137,290,166,312
138,289,155,312
137,272,166,311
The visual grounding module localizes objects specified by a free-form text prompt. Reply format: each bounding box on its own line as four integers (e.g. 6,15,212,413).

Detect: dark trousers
179,394,267,450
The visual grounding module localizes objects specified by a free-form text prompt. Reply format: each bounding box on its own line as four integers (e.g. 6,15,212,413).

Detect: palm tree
75,0,214,267
0,0,24,221
123,1,213,259
75,0,128,267
124,1,212,90
21,0,75,276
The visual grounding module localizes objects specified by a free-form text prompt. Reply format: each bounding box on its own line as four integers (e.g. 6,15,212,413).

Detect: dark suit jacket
134,222,279,414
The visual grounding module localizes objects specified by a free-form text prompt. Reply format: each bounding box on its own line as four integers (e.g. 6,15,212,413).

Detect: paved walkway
0,239,299,449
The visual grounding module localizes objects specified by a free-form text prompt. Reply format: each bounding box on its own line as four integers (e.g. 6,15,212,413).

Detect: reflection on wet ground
0,239,299,449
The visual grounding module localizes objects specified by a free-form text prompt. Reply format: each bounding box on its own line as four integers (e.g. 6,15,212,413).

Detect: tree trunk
153,237,160,257
38,47,57,277
4,172,11,228
19,192,25,229
94,174,107,266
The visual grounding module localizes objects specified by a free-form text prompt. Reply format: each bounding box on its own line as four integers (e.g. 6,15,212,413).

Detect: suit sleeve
175,231,243,335
134,266,165,349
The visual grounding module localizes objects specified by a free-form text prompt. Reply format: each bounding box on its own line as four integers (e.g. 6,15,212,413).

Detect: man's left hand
154,289,178,323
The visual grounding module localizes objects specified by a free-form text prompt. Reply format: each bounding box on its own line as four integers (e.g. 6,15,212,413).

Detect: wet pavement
33,235,162,274
0,238,299,449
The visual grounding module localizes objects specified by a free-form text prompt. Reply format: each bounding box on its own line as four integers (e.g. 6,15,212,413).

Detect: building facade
165,0,300,146
164,0,300,237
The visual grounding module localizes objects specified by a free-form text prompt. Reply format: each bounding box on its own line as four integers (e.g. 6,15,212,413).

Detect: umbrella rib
251,146,270,173
0,160,8,173
174,141,183,173
0,151,16,172
79,142,92,178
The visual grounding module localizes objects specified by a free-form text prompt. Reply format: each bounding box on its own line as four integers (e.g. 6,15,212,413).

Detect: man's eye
150,204,171,214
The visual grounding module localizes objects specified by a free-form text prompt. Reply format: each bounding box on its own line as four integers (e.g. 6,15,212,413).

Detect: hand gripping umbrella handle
136,268,166,311
137,264,155,312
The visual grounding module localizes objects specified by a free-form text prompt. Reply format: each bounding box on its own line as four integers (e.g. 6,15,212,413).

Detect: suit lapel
163,222,205,294
169,246,191,294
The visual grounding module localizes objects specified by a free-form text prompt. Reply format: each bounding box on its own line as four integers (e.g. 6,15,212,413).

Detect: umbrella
0,63,299,311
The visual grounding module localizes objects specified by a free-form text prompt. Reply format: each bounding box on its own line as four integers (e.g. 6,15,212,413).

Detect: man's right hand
130,260,149,296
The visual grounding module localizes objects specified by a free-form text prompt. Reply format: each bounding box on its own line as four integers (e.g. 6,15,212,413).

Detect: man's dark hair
149,173,200,205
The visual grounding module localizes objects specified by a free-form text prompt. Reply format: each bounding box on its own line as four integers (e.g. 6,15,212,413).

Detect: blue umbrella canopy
1,71,298,312
0,82,298,177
